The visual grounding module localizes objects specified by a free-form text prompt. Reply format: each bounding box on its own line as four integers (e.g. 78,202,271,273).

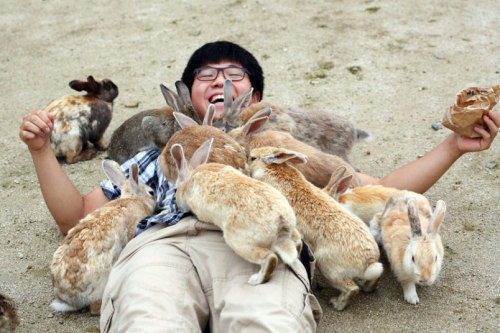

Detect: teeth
210,94,224,103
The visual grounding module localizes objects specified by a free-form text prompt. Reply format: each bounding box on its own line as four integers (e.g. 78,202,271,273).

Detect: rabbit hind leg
321,271,359,311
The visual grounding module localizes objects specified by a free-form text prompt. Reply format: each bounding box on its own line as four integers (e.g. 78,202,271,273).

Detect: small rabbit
0,293,19,332
369,191,446,304
43,75,119,163
107,107,176,164
171,138,301,285
323,166,399,225
214,79,370,163
228,108,361,189
159,104,247,183
50,160,157,314
248,146,383,310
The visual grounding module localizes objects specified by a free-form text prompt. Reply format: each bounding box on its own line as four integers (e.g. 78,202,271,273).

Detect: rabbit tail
363,262,383,281
50,298,80,313
272,225,299,266
355,128,372,142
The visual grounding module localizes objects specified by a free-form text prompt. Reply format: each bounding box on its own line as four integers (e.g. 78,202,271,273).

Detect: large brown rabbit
228,108,361,189
50,160,157,314
44,75,119,163
248,146,383,310
170,139,301,285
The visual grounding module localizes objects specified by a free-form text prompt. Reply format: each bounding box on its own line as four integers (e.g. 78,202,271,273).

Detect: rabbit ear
102,159,127,188
128,163,142,194
262,149,307,165
222,79,233,117
160,84,183,112
231,87,253,114
190,138,213,169
170,144,189,181
174,112,199,129
427,200,446,237
175,80,193,107
86,75,99,94
324,166,347,197
407,199,422,237
241,108,272,137
203,105,216,126
69,79,88,92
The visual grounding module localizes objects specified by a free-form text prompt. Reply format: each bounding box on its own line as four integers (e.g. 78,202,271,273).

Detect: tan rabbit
50,160,157,314
159,104,247,183
0,293,19,332
323,166,399,225
213,79,370,163
248,146,383,310
228,108,361,189
170,139,301,285
44,75,119,163
370,191,446,304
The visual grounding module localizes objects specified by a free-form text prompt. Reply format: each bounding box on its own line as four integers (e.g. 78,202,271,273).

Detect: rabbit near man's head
44,75,118,163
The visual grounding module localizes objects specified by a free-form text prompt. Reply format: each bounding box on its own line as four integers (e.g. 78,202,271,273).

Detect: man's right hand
19,110,54,152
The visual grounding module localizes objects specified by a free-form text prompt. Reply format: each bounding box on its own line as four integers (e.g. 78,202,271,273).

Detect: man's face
191,61,261,121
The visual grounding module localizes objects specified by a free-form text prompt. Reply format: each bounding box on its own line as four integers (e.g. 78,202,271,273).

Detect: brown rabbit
214,79,370,163
44,75,119,163
171,139,301,285
159,104,247,183
248,146,383,310
228,108,361,189
50,160,157,314
0,293,19,332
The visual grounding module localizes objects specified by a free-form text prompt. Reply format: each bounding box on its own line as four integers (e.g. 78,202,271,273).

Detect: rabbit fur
369,190,446,304
228,108,361,189
324,166,399,225
159,104,247,183
248,146,383,310
171,139,301,285
213,79,370,163
50,160,157,314
43,75,119,163
0,293,19,332
106,106,180,164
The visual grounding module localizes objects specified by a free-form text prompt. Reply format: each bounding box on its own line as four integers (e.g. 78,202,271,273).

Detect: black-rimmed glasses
194,65,248,81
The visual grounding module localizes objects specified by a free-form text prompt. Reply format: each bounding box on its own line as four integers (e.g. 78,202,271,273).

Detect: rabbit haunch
50,160,157,314
170,139,301,285
248,146,382,310
44,76,118,163
370,190,446,305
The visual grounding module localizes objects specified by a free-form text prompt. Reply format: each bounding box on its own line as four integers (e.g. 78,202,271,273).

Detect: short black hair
181,41,264,99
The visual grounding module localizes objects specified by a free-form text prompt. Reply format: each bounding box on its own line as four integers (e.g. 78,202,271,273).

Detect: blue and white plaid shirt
100,148,190,237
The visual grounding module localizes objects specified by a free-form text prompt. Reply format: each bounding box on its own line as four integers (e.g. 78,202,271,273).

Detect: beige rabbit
370,191,446,304
159,104,247,183
323,166,399,225
0,293,19,332
50,160,157,314
170,139,301,285
228,108,361,189
248,146,383,310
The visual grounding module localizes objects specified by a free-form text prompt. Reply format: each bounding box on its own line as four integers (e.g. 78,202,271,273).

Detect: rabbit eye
250,156,257,161
411,256,415,263
148,189,155,196
162,121,167,126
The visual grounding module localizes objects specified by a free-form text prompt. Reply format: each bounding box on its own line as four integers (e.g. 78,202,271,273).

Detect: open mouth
209,94,225,104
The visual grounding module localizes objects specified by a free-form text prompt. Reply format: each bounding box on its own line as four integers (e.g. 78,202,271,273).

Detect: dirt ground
1,0,499,332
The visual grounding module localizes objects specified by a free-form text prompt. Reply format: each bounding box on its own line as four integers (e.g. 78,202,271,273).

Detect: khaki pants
100,216,322,333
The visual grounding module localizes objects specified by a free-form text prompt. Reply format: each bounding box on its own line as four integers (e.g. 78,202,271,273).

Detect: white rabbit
50,160,157,314
248,146,383,310
170,138,301,285
323,166,399,225
370,190,446,304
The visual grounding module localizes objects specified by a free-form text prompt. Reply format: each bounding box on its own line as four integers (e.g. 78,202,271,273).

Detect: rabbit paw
403,283,419,304
248,273,264,285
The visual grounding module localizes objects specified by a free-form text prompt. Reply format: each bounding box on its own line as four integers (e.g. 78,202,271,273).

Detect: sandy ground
1,0,499,332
